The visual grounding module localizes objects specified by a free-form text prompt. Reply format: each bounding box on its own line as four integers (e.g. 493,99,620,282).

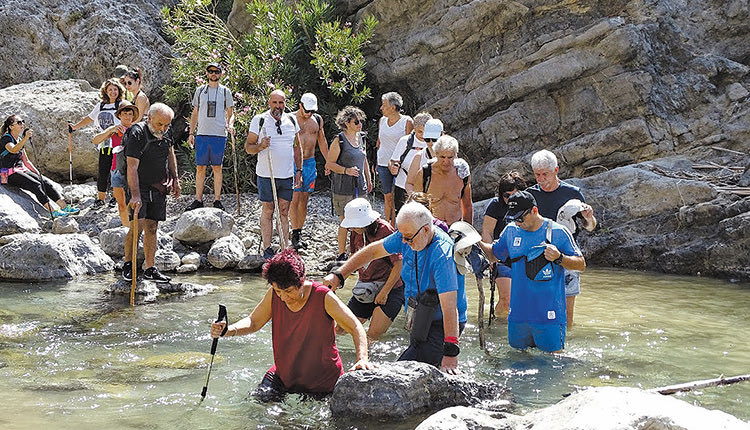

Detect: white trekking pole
261,126,288,249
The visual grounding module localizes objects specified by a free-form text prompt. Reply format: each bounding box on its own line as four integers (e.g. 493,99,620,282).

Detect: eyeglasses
15,120,24,125
207,69,221,74
303,108,316,114
403,223,429,244
424,138,436,143
511,209,530,223
275,119,282,135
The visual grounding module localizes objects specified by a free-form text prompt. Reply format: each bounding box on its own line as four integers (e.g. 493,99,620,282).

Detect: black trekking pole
200,304,228,401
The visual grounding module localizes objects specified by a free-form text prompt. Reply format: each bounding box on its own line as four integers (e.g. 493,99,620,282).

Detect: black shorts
347,284,405,321
128,187,167,221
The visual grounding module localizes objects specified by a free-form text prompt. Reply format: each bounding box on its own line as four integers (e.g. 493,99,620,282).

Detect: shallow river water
0,268,748,429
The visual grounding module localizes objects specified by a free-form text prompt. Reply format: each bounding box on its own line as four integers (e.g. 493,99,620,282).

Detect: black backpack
422,161,470,197
396,132,417,174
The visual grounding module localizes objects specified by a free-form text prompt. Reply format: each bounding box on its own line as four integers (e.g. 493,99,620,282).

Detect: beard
271,106,284,118
148,122,164,139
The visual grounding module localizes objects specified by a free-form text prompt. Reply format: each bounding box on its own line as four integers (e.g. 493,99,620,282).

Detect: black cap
504,190,537,221
206,62,223,72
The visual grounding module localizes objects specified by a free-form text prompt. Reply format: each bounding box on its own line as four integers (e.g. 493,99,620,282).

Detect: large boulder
0,233,114,280
416,387,750,430
0,0,172,94
330,361,510,418
173,208,235,244
0,192,41,235
207,234,244,269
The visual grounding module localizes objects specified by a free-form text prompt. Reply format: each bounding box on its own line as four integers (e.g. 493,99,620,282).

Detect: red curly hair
262,249,306,289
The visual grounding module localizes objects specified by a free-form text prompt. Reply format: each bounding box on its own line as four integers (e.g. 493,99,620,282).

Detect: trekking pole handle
211,304,229,355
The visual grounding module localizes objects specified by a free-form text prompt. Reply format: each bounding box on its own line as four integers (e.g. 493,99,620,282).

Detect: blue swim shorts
110,169,126,188
257,176,293,203
565,271,581,297
377,165,395,194
195,135,227,166
508,321,566,353
293,158,317,193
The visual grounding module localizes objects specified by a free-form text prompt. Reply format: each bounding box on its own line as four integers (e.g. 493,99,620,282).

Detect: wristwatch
553,254,564,265
296,169,303,173
333,270,345,286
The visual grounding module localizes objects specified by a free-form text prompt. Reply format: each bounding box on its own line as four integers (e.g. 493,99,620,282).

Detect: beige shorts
332,193,356,217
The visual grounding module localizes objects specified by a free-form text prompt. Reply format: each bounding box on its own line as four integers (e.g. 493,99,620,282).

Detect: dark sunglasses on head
424,137,437,143
15,120,24,125
303,108,317,114
125,80,135,86
207,69,221,74
275,119,282,135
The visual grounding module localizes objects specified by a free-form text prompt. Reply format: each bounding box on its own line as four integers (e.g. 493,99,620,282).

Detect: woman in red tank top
210,249,373,400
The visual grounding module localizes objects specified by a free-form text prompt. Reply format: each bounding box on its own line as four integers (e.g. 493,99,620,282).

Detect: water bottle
1,168,8,184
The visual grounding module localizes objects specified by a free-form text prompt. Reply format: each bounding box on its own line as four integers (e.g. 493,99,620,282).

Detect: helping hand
349,358,376,371
322,273,340,291
441,356,458,374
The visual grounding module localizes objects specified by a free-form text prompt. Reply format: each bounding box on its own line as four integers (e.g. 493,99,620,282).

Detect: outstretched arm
210,288,273,338
325,291,374,371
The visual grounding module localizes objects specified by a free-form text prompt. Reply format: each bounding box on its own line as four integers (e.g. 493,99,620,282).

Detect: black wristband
333,271,345,286
553,254,564,265
443,341,460,357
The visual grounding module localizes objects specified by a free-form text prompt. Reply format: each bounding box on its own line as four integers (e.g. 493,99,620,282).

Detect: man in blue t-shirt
526,149,597,327
324,202,467,373
478,191,586,353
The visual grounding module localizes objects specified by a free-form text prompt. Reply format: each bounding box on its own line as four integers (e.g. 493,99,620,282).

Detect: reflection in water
0,269,748,429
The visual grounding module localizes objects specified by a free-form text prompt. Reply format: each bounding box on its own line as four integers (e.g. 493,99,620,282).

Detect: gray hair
432,135,458,155
334,106,366,130
149,102,174,120
413,112,432,129
530,149,558,171
381,92,403,110
396,201,434,230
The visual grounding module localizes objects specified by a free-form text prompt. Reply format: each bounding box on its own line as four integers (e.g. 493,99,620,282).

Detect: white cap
449,221,482,275
341,198,380,228
423,119,443,139
300,93,318,111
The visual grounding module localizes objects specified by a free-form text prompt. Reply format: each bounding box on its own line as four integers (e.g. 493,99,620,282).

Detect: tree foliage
161,0,377,192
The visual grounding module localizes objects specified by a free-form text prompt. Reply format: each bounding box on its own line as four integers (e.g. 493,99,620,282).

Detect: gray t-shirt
191,84,234,136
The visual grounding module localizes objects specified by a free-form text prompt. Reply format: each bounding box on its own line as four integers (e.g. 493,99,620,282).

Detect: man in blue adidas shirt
323,202,467,373
478,191,585,353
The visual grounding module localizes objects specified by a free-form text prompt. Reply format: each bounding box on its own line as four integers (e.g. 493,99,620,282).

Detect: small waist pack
523,245,555,281
352,280,385,303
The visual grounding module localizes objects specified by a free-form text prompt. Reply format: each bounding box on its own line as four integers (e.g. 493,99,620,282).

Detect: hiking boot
336,252,348,262
63,205,81,215
122,261,133,281
144,266,171,283
92,199,105,209
263,246,276,260
185,199,203,211
52,209,68,218
213,200,224,210
291,232,308,250
108,197,117,208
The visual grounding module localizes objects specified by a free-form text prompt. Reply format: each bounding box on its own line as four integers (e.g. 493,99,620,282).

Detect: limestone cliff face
347,0,749,196
0,0,174,95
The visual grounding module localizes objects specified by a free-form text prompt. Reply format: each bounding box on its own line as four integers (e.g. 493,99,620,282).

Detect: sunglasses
424,138,437,143
350,118,361,125
275,119,282,135
511,209,531,223
403,223,429,244
303,108,317,114
15,120,24,125
207,69,222,74
124,80,135,86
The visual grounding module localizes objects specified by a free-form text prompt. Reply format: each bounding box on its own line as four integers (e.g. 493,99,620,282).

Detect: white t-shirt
88,102,121,149
249,111,300,179
390,133,426,189
377,115,411,166
191,84,235,136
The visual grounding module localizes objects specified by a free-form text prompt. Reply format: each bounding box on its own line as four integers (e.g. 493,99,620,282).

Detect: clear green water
0,268,748,429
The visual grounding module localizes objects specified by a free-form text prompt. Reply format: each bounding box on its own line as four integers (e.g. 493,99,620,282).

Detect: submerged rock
0,233,114,280
416,387,750,430
330,361,510,418
138,352,220,369
106,279,215,303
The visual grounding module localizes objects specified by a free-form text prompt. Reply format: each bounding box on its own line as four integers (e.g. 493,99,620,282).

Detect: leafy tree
162,0,377,192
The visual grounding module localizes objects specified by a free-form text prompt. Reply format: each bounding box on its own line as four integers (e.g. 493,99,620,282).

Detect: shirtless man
412,135,473,225
290,93,329,250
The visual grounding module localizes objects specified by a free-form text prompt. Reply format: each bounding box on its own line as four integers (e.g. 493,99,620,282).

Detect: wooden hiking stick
230,133,240,216
130,214,138,306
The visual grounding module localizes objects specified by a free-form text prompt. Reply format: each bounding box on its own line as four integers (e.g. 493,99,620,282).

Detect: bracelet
296,169,303,173
443,341,460,357
333,270,345,286
444,336,459,345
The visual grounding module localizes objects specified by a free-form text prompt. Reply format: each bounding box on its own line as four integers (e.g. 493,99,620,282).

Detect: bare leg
566,296,576,327
141,219,158,269
97,191,106,201
278,199,291,248
494,277,511,319
211,165,222,200
290,192,310,230
337,216,347,255
113,187,128,226
124,217,143,263
366,307,393,341
260,201,275,249
384,192,394,225
195,165,207,201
